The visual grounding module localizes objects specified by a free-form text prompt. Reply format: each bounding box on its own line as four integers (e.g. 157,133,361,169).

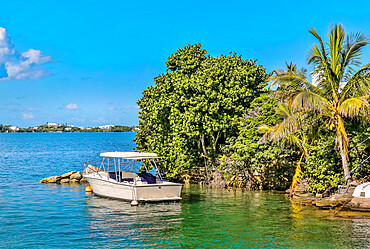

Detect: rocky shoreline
40,169,369,213
291,180,370,212
40,171,88,184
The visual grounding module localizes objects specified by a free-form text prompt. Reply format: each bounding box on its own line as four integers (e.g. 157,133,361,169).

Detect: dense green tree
135,44,269,179
223,95,299,190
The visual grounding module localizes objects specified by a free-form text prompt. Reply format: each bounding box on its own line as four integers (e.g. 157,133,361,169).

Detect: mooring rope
324,154,370,194
348,136,370,153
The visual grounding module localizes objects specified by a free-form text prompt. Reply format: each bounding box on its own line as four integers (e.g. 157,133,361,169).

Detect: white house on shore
9,126,19,131
99,125,115,129
47,122,59,127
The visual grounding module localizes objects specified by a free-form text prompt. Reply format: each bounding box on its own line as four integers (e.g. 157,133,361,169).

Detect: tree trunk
200,134,211,182
338,133,350,182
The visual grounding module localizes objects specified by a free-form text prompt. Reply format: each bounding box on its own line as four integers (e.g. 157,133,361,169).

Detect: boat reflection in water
83,195,183,247
82,186,370,248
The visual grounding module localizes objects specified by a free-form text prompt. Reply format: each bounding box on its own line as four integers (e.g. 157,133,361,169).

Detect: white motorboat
352,182,370,198
83,152,182,205
345,182,370,211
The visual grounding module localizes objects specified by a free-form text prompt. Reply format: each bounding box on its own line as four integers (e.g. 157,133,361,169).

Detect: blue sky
0,0,370,127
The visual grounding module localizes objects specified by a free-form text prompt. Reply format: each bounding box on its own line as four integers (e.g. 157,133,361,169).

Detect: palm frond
258,112,302,144
308,27,338,98
290,91,328,112
328,24,345,79
275,102,291,118
270,65,310,89
308,28,329,65
338,97,370,118
341,63,370,99
342,31,370,73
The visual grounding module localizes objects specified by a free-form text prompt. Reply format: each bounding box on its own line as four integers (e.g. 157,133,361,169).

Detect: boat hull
84,175,182,202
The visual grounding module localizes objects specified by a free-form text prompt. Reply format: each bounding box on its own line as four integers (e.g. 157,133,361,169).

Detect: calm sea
0,133,369,248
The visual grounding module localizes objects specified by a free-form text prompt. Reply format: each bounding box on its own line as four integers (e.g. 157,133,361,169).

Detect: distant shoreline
0,131,137,133
0,124,138,133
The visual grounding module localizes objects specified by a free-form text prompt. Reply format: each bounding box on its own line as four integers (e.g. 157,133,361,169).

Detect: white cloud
108,107,115,111
22,112,34,119
121,105,139,110
24,107,37,111
0,27,53,80
65,103,79,110
92,117,106,123
0,27,15,65
71,117,85,122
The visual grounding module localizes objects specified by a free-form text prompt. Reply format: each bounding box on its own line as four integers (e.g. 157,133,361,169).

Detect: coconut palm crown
269,24,370,181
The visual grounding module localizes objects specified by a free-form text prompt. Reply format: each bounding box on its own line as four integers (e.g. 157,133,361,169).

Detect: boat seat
98,172,109,178
121,171,138,178
137,172,156,184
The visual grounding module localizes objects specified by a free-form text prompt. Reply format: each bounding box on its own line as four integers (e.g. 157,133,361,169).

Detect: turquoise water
0,133,369,248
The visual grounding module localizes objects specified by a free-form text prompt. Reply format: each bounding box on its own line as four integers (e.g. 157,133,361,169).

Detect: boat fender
85,186,93,193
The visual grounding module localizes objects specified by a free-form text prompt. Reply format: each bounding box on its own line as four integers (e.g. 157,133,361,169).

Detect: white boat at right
345,182,370,211
352,182,370,198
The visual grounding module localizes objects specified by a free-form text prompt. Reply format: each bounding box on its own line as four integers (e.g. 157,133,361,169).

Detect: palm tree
259,101,312,195
269,24,370,181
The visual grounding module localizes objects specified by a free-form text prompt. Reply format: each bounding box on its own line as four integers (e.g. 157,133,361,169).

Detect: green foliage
303,135,342,193
0,124,9,132
225,95,298,190
347,123,370,179
135,44,269,179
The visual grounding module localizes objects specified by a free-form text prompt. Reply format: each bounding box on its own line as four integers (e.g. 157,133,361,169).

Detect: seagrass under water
0,133,369,248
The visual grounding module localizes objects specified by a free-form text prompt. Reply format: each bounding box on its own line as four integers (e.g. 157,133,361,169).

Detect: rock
79,177,88,184
69,179,80,184
61,171,76,179
294,180,311,194
349,180,360,187
40,176,61,184
60,178,70,184
70,172,82,180
82,164,101,175
345,197,370,211
337,185,356,196
314,194,353,208
316,194,323,198
294,192,315,198
220,180,227,188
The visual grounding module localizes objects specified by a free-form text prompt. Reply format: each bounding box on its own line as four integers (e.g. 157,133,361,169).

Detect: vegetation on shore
135,44,268,180
136,24,370,193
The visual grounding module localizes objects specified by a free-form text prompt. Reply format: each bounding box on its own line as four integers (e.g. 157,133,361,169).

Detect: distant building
69,125,75,127
65,127,72,131
99,125,115,129
133,127,140,131
9,126,19,131
47,122,59,127
78,127,85,130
